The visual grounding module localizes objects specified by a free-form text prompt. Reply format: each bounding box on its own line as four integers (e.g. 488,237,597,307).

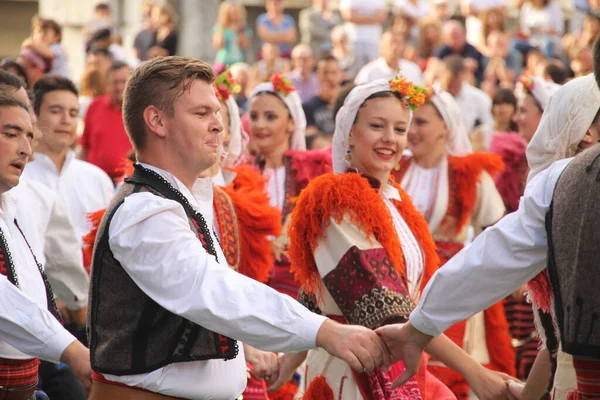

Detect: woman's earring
345,149,351,162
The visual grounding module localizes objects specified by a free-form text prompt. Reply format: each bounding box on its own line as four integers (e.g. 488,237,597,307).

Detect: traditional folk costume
525,74,600,399
487,76,559,381
0,189,64,400
489,133,538,380
392,90,514,399
248,75,332,300
87,160,328,399
407,74,600,400
288,79,454,399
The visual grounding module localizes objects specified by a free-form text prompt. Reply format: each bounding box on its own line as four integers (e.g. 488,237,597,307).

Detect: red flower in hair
271,73,295,96
214,70,240,101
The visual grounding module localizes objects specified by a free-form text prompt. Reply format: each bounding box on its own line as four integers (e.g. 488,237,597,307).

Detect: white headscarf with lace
249,81,307,151
527,74,600,183
333,79,414,173
515,76,560,112
429,89,472,156
221,96,249,168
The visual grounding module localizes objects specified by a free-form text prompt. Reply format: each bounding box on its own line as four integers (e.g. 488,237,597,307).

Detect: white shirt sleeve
0,274,76,364
44,197,89,311
409,158,571,336
108,193,328,353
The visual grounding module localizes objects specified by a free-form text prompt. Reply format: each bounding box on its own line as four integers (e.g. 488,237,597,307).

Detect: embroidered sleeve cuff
41,328,77,364
408,309,444,337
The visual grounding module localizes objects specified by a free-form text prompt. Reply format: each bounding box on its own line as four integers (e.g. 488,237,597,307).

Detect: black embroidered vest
546,145,600,357
0,220,60,322
88,165,238,376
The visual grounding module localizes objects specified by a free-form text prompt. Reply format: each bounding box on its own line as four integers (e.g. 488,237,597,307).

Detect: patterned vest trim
88,164,238,376
0,221,60,321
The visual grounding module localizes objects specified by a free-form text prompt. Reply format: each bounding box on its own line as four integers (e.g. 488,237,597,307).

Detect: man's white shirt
102,163,327,399
410,158,572,336
23,150,115,246
355,57,424,86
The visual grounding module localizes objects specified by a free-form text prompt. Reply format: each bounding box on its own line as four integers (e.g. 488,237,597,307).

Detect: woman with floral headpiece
391,88,514,399
247,73,331,299
267,77,517,399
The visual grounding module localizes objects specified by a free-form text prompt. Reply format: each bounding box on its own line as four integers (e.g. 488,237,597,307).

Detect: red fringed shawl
218,165,282,282
288,172,439,299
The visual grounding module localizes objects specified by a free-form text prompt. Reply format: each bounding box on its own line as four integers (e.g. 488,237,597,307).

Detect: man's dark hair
442,54,466,77
32,74,78,115
95,3,110,12
543,60,568,85
110,60,131,73
1,59,29,88
87,47,113,59
317,54,340,69
0,69,26,91
40,19,62,42
0,89,29,113
593,35,600,89
91,28,111,43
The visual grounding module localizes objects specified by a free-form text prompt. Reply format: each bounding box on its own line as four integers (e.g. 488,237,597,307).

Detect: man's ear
143,105,167,139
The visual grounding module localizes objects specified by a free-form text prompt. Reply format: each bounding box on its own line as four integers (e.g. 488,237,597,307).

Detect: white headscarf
429,89,472,156
527,74,600,182
221,96,247,168
333,79,414,173
249,81,307,151
515,76,560,111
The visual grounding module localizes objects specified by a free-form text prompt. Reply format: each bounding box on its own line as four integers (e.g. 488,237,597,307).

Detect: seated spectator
537,59,568,84
425,20,485,84
256,0,297,58
302,55,344,141
212,1,251,73
330,25,361,83
491,88,518,133
80,61,132,180
481,31,523,96
355,30,424,85
393,0,429,21
524,48,546,76
339,0,387,70
87,29,129,64
561,13,600,61
571,47,594,78
18,47,49,87
432,0,454,21
85,47,113,77
288,44,319,102
148,3,178,57
514,0,564,58
251,42,291,84
438,54,494,138
133,0,156,62
417,18,442,70
462,0,507,54
79,67,107,118
391,13,420,58
22,18,70,78
299,0,340,58
230,62,252,113
85,2,113,41
0,59,29,88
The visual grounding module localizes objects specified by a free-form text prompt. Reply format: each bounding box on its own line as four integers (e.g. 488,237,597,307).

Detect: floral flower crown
388,75,430,111
214,70,241,101
516,75,534,95
270,73,295,97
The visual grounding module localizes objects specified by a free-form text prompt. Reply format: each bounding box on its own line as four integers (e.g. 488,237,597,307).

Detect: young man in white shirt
88,56,391,399
355,30,424,86
23,75,115,254
0,89,91,398
437,54,493,140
